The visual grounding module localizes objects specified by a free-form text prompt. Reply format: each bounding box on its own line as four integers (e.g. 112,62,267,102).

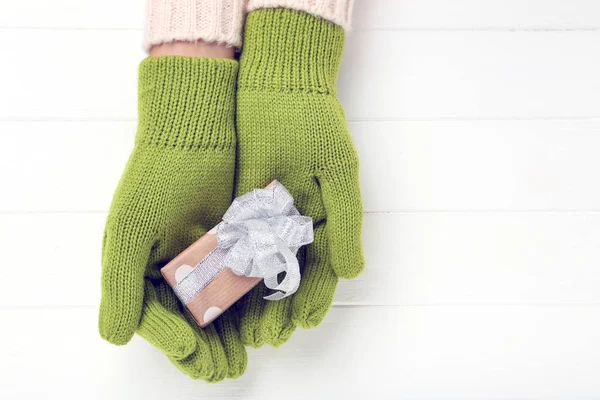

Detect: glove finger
319,167,365,279
167,313,221,381
198,321,229,382
259,294,296,348
155,284,227,382
136,280,197,360
168,331,215,381
237,284,269,348
99,226,153,345
292,224,338,329
214,310,248,378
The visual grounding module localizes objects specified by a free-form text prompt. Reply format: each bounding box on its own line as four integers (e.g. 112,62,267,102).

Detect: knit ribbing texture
246,0,354,30
235,9,364,348
144,0,245,51
99,56,246,381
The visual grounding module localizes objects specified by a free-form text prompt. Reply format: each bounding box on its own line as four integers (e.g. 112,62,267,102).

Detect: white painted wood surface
1,1,599,399
2,30,600,120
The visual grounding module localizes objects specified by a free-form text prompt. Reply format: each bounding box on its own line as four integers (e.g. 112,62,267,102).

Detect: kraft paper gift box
161,227,262,327
161,181,276,328
162,180,313,328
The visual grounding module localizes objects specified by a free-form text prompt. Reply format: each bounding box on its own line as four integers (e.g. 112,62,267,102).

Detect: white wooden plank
2,212,599,307
0,30,142,121
3,120,600,213
338,30,600,120
352,0,600,30
1,30,600,121
356,119,600,212
2,0,600,30
0,122,133,212
0,0,146,29
1,307,599,399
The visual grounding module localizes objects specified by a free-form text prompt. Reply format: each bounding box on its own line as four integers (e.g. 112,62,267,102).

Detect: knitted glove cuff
137,56,238,150
238,8,344,95
144,0,245,52
246,0,354,30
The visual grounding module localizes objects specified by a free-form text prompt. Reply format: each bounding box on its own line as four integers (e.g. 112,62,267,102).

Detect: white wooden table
1,1,600,398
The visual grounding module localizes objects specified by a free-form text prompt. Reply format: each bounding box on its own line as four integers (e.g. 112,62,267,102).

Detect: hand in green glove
235,9,365,347
99,56,246,381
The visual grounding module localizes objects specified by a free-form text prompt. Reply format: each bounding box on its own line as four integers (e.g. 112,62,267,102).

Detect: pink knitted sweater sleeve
144,0,246,52
246,0,354,30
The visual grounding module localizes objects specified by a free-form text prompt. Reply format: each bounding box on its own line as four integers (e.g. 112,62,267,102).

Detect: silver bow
217,182,314,300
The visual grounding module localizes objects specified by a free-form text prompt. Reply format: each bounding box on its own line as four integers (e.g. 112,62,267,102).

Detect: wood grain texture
1,30,600,120
338,31,600,120
2,212,599,308
2,307,599,399
352,0,600,30
2,1,600,398
2,0,600,30
3,120,600,212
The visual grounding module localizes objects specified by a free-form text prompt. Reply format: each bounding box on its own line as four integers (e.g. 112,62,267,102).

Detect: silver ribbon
217,182,314,300
172,247,228,305
172,182,313,304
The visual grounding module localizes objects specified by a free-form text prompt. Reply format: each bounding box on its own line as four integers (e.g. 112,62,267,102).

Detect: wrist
149,40,235,59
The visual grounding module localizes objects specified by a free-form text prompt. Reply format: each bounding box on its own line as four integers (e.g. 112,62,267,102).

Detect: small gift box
161,181,314,327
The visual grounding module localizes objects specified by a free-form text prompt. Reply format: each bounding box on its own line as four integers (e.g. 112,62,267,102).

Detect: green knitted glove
99,56,246,381
235,9,365,347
